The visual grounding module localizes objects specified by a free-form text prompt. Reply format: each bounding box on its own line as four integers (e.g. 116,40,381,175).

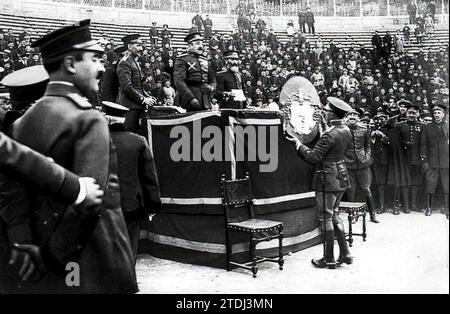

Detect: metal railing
46,0,448,16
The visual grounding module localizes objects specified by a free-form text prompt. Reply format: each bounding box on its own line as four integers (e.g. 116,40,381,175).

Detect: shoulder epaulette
66,93,93,110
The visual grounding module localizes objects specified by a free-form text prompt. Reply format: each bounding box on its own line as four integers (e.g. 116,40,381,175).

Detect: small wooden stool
339,202,367,247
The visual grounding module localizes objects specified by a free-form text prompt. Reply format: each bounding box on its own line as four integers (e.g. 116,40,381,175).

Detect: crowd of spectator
1,13,449,118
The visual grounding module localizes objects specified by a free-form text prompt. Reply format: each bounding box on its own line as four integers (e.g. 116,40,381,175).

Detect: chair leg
347,211,353,247
278,230,284,271
225,229,231,271
362,211,367,241
250,236,258,278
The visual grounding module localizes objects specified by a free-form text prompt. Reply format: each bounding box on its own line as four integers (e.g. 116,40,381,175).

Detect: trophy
279,76,322,144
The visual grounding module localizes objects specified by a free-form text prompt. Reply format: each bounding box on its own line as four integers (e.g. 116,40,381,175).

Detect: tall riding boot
425,194,433,216
401,187,410,214
377,185,386,214
366,192,379,223
393,187,400,215
312,230,336,269
410,186,419,212
334,222,353,265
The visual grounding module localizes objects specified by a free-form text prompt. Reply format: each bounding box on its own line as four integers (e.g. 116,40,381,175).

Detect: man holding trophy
286,93,354,269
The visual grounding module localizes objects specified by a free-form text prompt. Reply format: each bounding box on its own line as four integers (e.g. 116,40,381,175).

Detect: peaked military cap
325,97,353,115
397,99,412,107
0,65,49,106
223,50,239,59
185,32,203,43
431,104,447,113
102,101,129,118
405,102,420,111
122,34,142,46
31,19,103,61
348,107,364,116
114,45,127,55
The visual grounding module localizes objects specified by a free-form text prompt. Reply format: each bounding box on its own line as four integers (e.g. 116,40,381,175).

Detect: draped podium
140,109,321,268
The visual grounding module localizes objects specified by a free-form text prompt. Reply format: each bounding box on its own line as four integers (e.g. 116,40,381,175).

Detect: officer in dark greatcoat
344,108,379,223
420,104,449,217
395,101,425,213
117,34,156,134
215,50,248,109
103,101,161,262
173,32,216,111
370,111,391,214
3,20,137,293
288,97,354,269
0,68,103,292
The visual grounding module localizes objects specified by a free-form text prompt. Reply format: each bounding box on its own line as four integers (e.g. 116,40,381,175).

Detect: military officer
103,101,161,263
117,34,156,134
395,101,425,213
215,50,248,109
344,108,379,223
0,65,49,131
420,104,449,217
288,97,353,269
4,20,137,293
370,111,391,214
174,32,216,111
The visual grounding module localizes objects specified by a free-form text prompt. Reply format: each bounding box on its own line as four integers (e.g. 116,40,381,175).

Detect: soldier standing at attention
420,104,449,217
117,34,156,134
395,101,425,213
344,108,379,223
173,32,216,111
288,97,354,269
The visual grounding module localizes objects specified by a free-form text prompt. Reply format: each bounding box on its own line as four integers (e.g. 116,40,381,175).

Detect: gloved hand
189,98,201,110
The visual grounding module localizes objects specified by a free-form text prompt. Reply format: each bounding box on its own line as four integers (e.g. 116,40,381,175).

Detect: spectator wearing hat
298,10,307,33
203,15,213,40
395,101,426,213
305,7,315,35
160,24,173,48
117,34,156,134
344,108,379,223
3,20,137,293
215,50,248,109
103,101,161,262
287,97,354,269
420,104,449,217
149,22,159,48
174,32,216,111
407,0,417,24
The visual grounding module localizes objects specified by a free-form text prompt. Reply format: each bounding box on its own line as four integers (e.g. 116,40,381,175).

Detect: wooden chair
220,173,284,278
339,201,367,247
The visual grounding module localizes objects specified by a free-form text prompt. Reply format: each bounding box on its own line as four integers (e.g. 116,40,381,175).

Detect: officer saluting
288,97,353,269
215,50,248,109
174,32,216,111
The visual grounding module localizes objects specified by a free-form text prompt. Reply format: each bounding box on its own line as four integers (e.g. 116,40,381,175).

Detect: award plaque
279,76,321,144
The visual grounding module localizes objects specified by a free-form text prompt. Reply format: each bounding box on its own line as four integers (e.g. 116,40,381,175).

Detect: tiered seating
275,28,449,54
1,13,448,54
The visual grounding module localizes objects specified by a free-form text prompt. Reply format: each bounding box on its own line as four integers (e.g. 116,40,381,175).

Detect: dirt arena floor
135,211,449,294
